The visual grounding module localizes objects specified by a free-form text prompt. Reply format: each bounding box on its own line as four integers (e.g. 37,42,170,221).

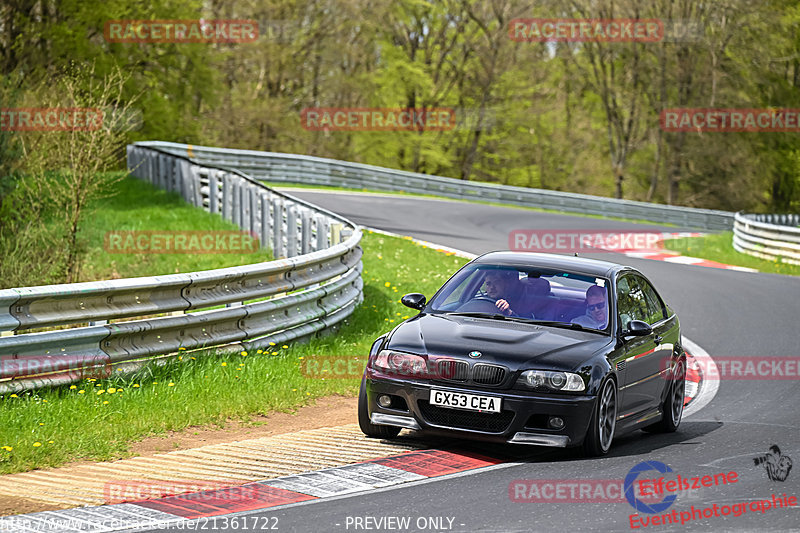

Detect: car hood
385,313,612,371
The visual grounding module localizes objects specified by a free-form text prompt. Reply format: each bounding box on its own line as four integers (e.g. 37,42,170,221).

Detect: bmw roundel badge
468,351,482,358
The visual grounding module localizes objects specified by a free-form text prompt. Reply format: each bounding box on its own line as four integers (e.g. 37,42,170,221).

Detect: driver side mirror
401,293,427,310
622,319,652,338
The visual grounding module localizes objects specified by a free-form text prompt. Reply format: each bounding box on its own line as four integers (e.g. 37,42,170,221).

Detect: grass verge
663,232,800,276
0,231,468,474
77,175,270,282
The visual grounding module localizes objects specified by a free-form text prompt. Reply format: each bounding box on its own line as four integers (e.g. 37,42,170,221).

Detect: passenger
571,285,608,329
483,270,524,316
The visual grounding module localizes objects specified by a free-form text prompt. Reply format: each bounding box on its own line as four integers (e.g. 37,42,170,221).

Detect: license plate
430,389,501,413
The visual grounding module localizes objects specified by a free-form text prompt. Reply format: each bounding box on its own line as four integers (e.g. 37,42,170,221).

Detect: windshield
427,264,611,332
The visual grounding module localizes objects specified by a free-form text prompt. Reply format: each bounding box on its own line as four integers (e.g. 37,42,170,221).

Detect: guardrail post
209,171,219,215
260,192,271,251
222,174,233,222
238,183,248,232
249,186,259,237
316,215,329,250
272,197,285,258
287,206,298,257
234,181,243,227
301,210,313,254
330,223,342,245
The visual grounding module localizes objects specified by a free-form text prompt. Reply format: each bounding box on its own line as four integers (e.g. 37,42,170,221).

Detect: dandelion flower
133,384,140,388
78,390,85,394
168,382,175,387
282,345,288,349
271,352,278,355
70,385,77,390
2,446,11,452
10,394,18,398
107,388,116,394
221,362,227,367
103,401,109,405
97,390,105,395
48,440,53,444
241,351,248,356
33,442,41,447
269,342,276,346
384,282,391,287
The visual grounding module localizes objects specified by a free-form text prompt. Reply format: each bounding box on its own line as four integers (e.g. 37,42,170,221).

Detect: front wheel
582,378,617,457
358,377,401,439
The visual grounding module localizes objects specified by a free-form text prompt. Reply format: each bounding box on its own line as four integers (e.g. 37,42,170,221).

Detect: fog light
549,416,565,430
378,395,392,408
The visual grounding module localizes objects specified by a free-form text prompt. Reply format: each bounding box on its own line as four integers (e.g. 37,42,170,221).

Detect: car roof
471,251,628,278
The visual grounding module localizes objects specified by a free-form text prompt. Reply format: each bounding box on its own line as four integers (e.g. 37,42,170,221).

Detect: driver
571,285,608,329
483,270,525,316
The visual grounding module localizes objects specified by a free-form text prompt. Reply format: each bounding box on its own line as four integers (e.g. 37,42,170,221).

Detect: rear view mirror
401,293,426,310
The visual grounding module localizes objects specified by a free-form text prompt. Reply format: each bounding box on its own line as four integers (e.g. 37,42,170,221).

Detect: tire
644,358,686,433
582,378,617,457
358,377,401,439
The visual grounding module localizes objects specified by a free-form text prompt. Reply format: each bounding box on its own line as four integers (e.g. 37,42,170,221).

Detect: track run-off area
4,190,799,532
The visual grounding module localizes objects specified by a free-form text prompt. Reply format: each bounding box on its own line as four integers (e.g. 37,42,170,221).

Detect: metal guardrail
138,141,735,231
0,144,363,393
733,212,800,265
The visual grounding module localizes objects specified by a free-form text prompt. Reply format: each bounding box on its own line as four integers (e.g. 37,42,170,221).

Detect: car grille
434,361,507,386
472,364,506,385
418,400,514,433
437,360,469,381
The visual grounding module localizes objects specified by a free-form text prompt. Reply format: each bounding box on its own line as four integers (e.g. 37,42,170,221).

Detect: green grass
663,231,800,276
265,181,678,228
0,231,468,474
78,175,270,282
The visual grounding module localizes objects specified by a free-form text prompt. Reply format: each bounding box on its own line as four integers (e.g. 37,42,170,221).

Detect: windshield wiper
526,320,604,333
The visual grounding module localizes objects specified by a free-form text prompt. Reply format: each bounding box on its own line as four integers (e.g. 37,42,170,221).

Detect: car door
616,274,663,419
635,274,676,406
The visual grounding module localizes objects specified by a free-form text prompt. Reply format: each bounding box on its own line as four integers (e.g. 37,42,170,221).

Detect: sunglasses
588,302,605,311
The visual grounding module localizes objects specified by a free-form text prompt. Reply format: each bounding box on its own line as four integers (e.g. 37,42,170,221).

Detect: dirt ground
0,395,358,517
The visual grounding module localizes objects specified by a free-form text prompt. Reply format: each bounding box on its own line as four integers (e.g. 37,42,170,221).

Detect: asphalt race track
143,191,800,533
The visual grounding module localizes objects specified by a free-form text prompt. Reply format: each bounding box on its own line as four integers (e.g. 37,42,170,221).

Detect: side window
616,275,647,330
636,276,667,324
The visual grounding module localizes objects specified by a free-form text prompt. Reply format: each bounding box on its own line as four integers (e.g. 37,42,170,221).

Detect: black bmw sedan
358,251,686,456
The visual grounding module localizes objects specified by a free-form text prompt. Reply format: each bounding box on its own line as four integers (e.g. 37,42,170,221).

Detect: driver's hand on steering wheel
495,299,513,316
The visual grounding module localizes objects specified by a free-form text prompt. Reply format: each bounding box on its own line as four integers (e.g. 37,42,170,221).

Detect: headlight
371,350,430,378
518,370,585,392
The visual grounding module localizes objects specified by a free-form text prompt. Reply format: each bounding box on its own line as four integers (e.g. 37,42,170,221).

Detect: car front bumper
365,377,597,447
